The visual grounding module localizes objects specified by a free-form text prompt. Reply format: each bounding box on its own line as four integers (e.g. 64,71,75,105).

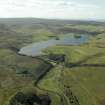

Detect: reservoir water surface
19,35,89,56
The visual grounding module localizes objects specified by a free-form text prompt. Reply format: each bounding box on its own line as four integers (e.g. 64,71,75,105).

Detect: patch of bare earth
98,99,105,105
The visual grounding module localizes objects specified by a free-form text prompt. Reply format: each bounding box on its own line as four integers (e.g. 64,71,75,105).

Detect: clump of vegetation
9,91,51,105
63,86,80,105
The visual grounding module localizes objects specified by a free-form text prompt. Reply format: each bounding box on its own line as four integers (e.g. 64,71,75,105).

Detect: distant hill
0,24,16,36
0,18,105,26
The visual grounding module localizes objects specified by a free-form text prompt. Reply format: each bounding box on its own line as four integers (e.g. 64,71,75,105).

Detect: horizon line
0,17,105,22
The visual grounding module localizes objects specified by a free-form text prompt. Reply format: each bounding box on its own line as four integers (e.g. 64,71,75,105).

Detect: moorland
0,18,105,105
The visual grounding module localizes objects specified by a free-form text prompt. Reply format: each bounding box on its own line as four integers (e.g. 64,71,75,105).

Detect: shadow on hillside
67,63,105,68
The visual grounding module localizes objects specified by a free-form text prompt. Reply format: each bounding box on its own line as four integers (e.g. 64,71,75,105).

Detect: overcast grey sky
0,0,105,20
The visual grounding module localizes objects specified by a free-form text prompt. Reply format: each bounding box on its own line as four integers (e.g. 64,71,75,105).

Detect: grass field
0,18,105,105
39,33,105,105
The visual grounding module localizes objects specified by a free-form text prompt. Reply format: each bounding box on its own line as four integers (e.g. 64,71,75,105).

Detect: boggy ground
0,19,105,105
39,33,105,105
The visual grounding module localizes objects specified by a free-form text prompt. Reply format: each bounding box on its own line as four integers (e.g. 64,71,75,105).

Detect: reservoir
19,35,89,56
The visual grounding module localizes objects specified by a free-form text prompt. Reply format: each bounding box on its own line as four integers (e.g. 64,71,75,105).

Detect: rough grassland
39,33,105,105
0,20,105,105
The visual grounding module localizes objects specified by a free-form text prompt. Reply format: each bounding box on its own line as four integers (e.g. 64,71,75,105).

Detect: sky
0,0,105,20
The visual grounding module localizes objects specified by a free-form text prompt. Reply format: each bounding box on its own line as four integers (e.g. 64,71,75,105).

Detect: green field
39,40,105,105
0,18,105,105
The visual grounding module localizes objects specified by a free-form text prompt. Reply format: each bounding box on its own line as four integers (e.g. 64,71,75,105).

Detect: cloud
0,0,105,20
